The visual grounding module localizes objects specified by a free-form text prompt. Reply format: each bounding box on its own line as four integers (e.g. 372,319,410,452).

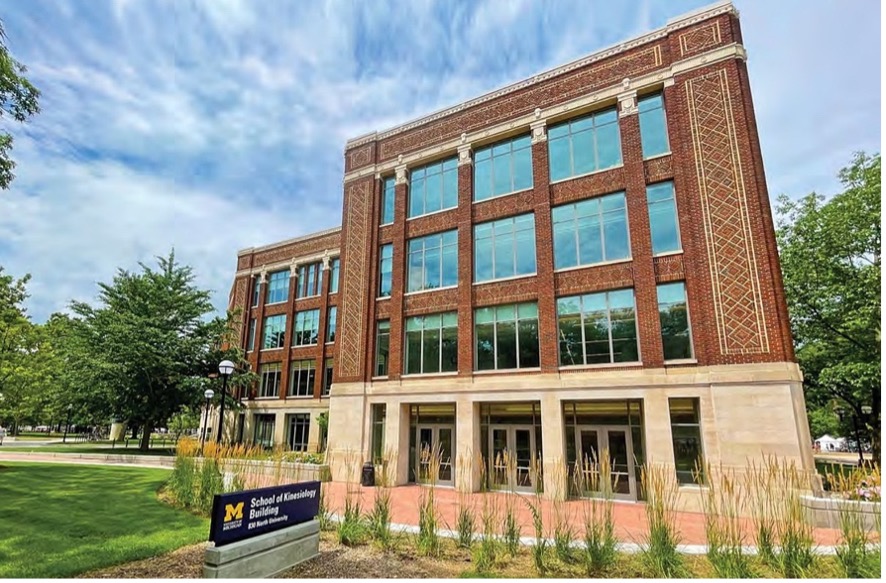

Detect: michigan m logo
224,502,244,522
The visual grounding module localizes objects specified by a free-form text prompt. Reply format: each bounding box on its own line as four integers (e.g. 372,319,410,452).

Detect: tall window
657,282,693,361
262,314,287,350
370,404,387,464
474,213,537,282
326,306,337,343
475,303,539,371
474,134,533,201
253,414,275,448
330,258,340,293
557,289,639,365
293,309,320,346
668,398,704,484
252,278,260,307
287,414,311,452
407,230,458,292
259,363,282,398
552,192,630,269
381,176,396,225
288,359,316,397
322,358,334,396
379,244,393,297
405,312,458,375
297,262,323,298
408,157,458,218
266,270,289,304
375,320,391,377
639,93,669,158
647,181,681,254
548,107,621,181
246,318,256,352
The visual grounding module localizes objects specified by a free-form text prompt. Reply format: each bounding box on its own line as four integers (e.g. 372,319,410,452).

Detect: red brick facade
333,7,794,386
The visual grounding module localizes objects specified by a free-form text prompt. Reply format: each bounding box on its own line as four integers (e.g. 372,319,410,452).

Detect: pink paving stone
322,481,844,547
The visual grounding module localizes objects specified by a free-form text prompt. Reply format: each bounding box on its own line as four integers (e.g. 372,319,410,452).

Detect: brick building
228,0,814,502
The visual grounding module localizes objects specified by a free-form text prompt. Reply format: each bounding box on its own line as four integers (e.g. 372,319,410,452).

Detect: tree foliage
1,20,41,190
68,250,252,450
776,152,881,462
0,266,35,432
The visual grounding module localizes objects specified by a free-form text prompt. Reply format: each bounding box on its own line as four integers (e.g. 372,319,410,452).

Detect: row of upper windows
377,181,681,297
257,359,334,399
379,93,669,224
252,258,341,307
246,306,337,352
373,281,692,377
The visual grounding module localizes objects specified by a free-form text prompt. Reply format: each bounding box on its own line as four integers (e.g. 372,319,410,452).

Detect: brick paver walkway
322,481,843,547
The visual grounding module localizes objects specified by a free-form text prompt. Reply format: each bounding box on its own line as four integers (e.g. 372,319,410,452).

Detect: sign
209,480,321,547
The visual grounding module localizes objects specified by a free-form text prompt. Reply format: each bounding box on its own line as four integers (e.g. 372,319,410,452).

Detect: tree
0,267,35,433
1,20,41,190
776,152,881,463
69,251,241,450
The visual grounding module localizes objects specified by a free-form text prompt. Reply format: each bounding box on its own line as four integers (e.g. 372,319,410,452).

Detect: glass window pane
425,176,442,213
518,318,540,368
577,214,603,265
517,302,538,319
441,322,458,372
442,245,458,287
422,327,441,373
493,155,511,195
572,129,595,175
496,320,518,369
474,158,493,201
493,232,513,278
640,107,669,158
548,137,571,181
553,223,577,269
548,123,569,140
475,322,495,370
595,122,622,169
475,307,494,324
602,209,630,260
424,245,441,289
475,237,494,282
443,168,458,209
408,250,423,291
514,225,537,275
405,330,422,374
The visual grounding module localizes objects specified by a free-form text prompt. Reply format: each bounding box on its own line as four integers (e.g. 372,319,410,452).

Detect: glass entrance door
415,424,454,486
488,425,537,492
575,425,636,500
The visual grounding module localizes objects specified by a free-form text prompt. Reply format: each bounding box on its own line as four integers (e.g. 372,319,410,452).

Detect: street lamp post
63,404,73,443
216,360,235,444
201,388,215,450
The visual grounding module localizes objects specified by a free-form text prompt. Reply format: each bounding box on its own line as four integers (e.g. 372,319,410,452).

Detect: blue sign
209,480,321,546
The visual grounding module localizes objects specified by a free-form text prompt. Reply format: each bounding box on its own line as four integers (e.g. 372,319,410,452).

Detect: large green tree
69,251,250,450
1,20,41,190
776,152,881,463
0,267,35,433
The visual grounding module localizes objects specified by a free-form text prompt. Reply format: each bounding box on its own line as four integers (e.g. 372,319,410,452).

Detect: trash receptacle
361,461,375,487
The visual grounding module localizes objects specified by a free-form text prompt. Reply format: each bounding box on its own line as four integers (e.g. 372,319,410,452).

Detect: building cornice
234,248,341,278
237,226,342,258
344,42,746,184
344,0,736,150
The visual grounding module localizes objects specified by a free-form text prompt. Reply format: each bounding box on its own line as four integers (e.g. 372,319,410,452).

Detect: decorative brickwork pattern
346,143,374,172
684,69,769,355
653,255,686,282
679,21,722,57
643,155,674,184
338,180,373,378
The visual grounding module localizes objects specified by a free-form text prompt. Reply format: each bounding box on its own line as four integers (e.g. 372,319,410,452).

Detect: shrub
416,444,441,557
576,451,618,576
698,462,753,578
640,462,684,578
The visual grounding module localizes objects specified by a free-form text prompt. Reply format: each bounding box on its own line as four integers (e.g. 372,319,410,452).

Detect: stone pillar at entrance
540,393,566,499
643,391,675,465
455,398,481,493
383,403,411,486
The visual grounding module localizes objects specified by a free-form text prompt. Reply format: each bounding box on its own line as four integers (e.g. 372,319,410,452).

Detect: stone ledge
204,519,320,578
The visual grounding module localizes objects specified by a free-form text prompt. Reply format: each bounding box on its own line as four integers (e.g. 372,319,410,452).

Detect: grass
0,462,208,578
0,444,176,456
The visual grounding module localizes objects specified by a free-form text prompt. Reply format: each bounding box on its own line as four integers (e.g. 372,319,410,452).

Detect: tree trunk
131,425,139,440
139,421,151,451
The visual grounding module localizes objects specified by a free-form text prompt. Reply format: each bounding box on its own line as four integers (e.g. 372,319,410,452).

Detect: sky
0,0,880,323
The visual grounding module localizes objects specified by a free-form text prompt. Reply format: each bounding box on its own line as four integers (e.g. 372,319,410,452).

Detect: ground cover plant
0,462,207,578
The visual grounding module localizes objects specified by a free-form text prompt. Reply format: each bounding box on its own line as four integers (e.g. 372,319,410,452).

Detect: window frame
293,309,321,347
407,157,458,219
296,261,324,299
473,302,540,371
261,314,287,350
265,270,289,305
552,191,631,271
638,92,671,159
253,414,276,448
556,289,641,366
288,359,316,398
246,318,256,352
378,243,393,298
474,213,538,283
667,397,705,485
473,133,534,202
547,107,622,182
404,312,459,375
252,278,261,307
646,181,682,256
258,363,282,398
657,281,695,362
375,320,391,377
329,258,341,294
406,230,458,293
326,306,337,343
287,413,311,452
321,358,334,396
381,176,396,225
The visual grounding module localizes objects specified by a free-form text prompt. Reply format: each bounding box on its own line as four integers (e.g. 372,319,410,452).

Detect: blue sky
0,0,880,322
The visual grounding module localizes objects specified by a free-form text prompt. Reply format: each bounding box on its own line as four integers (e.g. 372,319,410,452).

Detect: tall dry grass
575,449,618,575
697,461,753,578
640,462,684,577
455,452,476,549
550,459,575,564
827,464,881,577
417,444,442,556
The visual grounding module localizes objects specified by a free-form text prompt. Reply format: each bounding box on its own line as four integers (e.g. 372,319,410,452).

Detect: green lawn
1,444,176,456
0,462,208,578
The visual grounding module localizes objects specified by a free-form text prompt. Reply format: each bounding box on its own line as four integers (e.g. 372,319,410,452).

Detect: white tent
815,434,845,452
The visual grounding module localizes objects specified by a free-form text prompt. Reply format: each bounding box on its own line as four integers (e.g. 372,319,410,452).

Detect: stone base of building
325,361,816,508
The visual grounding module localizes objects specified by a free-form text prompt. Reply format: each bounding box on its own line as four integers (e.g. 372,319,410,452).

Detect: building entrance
574,425,637,500
488,424,538,492
415,424,454,486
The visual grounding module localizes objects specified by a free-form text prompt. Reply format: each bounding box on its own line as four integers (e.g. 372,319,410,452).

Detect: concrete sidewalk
0,450,173,470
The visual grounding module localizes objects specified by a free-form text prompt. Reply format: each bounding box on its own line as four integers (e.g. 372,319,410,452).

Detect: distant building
227,0,815,504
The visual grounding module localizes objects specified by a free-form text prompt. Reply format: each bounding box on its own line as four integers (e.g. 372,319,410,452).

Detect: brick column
387,164,409,380
618,91,664,367
529,119,559,372
456,143,475,376
314,254,333,398
278,263,299,399
250,270,269,397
